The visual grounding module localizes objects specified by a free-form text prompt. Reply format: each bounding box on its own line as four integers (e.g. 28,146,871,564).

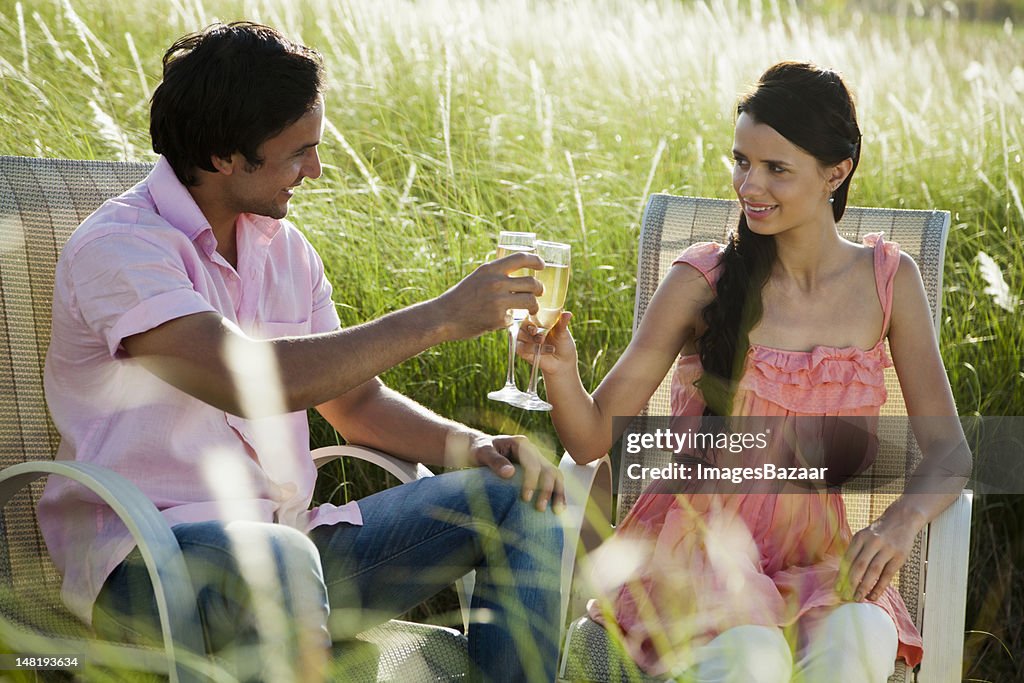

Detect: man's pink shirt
39,156,361,622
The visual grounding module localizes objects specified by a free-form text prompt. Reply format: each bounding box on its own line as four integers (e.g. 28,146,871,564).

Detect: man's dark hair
150,21,325,186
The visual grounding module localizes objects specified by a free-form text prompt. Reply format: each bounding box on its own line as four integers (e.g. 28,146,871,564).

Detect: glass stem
503,320,520,387
526,330,547,396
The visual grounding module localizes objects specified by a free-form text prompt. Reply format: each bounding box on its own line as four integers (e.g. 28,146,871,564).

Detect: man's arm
316,380,565,512
122,252,543,417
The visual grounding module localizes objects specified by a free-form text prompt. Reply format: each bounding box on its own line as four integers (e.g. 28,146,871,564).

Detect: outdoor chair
0,155,479,681
555,194,973,683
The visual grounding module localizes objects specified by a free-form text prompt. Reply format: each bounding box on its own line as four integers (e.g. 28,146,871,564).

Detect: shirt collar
148,156,211,241
148,155,283,244
242,211,283,242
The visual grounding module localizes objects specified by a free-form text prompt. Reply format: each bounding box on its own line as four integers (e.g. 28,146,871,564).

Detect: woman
520,62,970,681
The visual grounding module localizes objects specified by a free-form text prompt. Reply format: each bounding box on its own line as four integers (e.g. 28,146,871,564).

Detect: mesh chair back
619,194,949,679
0,156,153,634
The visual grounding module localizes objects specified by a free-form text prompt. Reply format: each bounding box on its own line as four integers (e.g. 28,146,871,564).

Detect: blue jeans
93,468,563,682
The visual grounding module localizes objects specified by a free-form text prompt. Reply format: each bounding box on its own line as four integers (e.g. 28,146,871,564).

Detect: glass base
510,393,552,411
488,383,529,404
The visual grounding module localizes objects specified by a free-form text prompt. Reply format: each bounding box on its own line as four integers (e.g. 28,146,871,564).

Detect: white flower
976,251,1016,312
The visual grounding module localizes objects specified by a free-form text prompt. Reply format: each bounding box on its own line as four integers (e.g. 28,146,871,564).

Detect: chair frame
556,193,972,683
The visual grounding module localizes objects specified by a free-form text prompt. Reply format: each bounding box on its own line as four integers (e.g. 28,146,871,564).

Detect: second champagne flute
514,241,570,411
487,231,537,404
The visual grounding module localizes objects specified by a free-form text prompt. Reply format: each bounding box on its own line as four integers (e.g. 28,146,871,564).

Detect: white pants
682,603,899,683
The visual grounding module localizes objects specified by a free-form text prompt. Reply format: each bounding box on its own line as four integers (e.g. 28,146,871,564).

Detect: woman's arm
840,252,972,602
519,263,713,464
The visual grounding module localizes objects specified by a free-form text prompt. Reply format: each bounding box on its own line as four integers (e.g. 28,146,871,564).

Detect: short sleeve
671,241,727,292
68,233,215,357
307,238,341,334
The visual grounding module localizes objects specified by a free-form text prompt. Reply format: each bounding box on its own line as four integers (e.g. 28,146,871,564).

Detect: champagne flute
487,231,537,404
513,241,570,411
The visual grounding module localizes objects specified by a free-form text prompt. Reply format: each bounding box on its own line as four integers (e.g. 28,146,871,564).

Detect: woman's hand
837,504,927,602
515,311,577,378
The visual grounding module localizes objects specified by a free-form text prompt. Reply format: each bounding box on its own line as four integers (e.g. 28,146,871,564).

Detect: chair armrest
917,488,972,683
312,444,474,632
0,461,221,683
557,454,614,639
312,444,433,483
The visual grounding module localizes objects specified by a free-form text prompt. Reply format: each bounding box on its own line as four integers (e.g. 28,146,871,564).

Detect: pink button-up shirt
39,156,361,622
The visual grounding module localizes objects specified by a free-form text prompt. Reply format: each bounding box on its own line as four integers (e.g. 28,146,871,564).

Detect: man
39,21,563,682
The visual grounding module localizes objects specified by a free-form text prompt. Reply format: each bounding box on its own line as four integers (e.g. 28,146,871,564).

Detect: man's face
227,94,325,219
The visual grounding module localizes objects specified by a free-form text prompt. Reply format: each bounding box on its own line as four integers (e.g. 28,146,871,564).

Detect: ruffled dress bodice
589,234,923,676
669,235,898,418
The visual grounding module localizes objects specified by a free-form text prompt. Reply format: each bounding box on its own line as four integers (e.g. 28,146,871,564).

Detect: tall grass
1,0,1021,679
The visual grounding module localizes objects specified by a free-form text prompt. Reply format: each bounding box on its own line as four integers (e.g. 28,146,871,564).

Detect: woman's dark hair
696,62,862,416
150,21,325,186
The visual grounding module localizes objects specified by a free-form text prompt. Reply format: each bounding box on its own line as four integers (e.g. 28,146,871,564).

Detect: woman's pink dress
588,234,923,676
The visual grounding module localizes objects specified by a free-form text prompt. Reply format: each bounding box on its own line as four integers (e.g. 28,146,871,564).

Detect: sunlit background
1,0,1020,679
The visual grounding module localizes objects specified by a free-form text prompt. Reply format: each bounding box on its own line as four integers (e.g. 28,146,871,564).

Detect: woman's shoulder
671,241,727,290
890,250,926,310
860,232,903,269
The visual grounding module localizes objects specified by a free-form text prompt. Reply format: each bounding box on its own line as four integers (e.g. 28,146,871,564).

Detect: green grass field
1,0,1021,679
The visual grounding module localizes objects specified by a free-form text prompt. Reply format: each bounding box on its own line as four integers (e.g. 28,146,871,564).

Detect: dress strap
862,232,901,343
671,241,727,292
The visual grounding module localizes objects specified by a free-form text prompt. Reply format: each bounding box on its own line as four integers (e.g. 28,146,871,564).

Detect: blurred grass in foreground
1,0,1021,679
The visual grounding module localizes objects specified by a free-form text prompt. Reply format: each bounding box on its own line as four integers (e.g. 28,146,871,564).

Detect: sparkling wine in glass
487,231,537,404
514,241,570,411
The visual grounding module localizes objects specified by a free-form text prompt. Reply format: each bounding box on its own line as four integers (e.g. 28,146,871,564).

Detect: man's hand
469,434,565,513
434,252,543,341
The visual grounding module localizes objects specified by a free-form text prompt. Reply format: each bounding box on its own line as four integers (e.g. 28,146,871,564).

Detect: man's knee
196,521,330,676
224,521,322,574
466,468,562,552
173,521,321,602
450,467,524,509
222,520,327,616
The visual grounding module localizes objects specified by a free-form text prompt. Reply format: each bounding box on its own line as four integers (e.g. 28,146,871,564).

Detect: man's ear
210,153,237,175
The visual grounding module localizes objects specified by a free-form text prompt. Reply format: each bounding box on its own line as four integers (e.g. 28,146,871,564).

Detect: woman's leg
794,603,898,683
680,625,793,683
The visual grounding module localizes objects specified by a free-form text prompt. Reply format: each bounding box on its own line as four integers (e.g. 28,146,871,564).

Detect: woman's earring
828,185,836,205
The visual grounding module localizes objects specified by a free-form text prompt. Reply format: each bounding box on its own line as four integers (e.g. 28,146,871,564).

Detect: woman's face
731,112,841,236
